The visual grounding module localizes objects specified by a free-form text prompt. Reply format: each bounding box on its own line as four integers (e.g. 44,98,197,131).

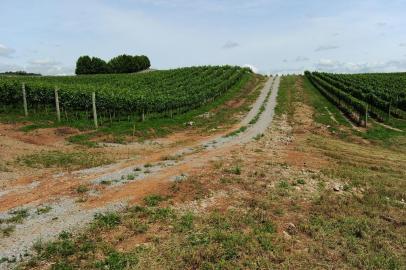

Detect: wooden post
54,87,61,122
388,102,391,122
365,104,368,127
142,109,145,122
22,83,28,116
92,92,98,128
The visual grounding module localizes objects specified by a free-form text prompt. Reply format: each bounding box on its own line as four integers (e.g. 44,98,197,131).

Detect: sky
1,0,406,75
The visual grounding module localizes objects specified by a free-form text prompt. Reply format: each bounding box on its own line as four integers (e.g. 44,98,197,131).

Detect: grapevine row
0,66,251,121
305,71,368,126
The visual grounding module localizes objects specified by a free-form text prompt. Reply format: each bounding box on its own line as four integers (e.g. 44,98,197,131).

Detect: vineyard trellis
305,71,406,126
0,66,251,126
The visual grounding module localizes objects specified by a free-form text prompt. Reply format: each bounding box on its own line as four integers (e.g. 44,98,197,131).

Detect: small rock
286,223,297,235
282,231,292,240
184,121,194,126
333,184,342,192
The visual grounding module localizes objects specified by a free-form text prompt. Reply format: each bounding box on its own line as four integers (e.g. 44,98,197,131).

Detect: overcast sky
1,0,406,75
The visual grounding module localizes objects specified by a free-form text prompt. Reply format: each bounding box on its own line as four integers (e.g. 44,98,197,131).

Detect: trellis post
22,83,28,116
365,104,368,127
54,87,61,122
92,92,98,128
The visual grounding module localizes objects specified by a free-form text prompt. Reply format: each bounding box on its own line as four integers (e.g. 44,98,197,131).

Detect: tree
91,57,110,74
140,55,151,70
76,54,151,75
108,54,134,74
75,56,93,75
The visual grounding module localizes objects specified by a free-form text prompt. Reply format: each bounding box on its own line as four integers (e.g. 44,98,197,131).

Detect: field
305,71,406,126
0,71,406,270
0,66,250,123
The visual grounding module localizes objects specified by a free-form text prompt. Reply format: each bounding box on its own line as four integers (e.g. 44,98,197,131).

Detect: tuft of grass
174,212,194,232
94,251,138,269
226,165,242,175
253,133,264,140
224,126,247,138
76,185,89,194
36,205,52,215
93,212,121,228
143,194,165,207
161,154,183,161
67,133,98,147
277,180,290,189
297,179,306,185
1,225,15,237
4,209,29,224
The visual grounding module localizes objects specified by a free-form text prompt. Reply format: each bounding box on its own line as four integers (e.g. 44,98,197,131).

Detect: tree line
75,54,151,75
0,71,41,76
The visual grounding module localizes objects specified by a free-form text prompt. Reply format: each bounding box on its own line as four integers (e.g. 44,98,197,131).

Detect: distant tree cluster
75,55,151,75
0,71,41,76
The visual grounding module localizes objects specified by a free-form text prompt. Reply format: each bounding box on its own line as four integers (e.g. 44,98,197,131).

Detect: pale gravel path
0,75,280,269
241,76,274,126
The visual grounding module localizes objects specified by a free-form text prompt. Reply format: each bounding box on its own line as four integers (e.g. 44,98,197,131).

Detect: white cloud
295,56,309,62
315,45,340,52
315,59,406,73
400,43,406,47
0,62,21,72
137,0,273,12
243,64,259,73
0,59,73,75
376,22,387,27
29,59,61,66
0,44,15,58
222,41,239,49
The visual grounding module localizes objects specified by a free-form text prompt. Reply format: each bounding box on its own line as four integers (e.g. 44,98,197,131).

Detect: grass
224,125,247,138
93,212,121,228
36,206,52,215
67,133,98,147
1,225,15,237
224,164,242,175
143,194,165,207
76,185,89,194
17,150,111,170
0,209,30,224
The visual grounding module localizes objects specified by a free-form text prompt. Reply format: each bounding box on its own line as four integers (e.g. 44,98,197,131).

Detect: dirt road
0,75,280,266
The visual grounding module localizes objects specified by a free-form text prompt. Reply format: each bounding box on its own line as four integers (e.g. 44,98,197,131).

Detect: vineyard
305,71,406,126
0,66,251,123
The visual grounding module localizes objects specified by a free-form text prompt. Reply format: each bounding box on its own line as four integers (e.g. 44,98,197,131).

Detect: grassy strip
17,151,111,170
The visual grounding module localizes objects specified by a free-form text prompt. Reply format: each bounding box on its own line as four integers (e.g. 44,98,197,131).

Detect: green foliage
94,212,121,228
305,71,406,124
95,251,138,270
76,185,89,194
143,194,164,207
1,66,249,121
108,54,150,74
18,151,110,169
305,71,368,125
75,54,149,75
